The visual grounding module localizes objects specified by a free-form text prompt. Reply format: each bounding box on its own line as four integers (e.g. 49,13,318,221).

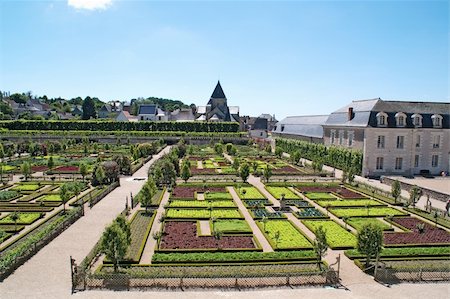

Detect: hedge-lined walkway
0,146,171,299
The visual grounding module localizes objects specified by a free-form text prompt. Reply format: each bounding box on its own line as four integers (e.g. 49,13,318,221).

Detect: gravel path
227,186,273,252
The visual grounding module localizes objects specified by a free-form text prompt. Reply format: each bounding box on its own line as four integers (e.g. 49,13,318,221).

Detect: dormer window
431,114,443,128
395,112,406,127
411,113,422,127
376,112,388,127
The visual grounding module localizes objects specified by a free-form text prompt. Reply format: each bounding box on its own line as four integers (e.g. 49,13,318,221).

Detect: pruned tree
139,177,157,214
240,163,250,183
47,156,54,170
263,165,272,183
391,180,401,204
59,183,71,213
79,162,88,182
313,225,328,270
99,221,130,272
181,161,191,183
21,162,31,181
409,185,422,207
357,223,383,268
10,211,19,234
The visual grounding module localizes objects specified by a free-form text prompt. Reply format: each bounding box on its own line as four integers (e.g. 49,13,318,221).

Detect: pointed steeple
210,81,226,99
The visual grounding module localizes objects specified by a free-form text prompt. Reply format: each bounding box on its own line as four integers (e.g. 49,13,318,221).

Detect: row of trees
276,138,363,175
0,120,240,133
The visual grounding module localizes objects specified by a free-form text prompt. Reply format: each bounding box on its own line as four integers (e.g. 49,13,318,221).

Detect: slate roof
272,115,328,138
325,99,450,129
138,104,157,115
252,118,268,130
210,81,226,99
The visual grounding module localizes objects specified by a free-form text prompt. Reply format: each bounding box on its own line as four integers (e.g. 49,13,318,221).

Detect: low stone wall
380,176,449,203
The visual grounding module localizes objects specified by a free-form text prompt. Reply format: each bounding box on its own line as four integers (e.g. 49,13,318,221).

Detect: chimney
348,107,354,121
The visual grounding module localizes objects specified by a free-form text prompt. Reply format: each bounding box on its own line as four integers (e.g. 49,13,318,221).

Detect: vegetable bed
257,220,312,250
235,187,266,200
168,200,236,208
303,220,357,249
330,207,407,218
124,210,155,262
213,220,252,234
266,187,300,199
316,199,384,208
166,208,242,219
345,217,392,231
152,250,317,264
0,212,42,225
304,192,335,200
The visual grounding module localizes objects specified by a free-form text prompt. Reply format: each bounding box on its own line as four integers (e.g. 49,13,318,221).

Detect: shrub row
0,120,240,132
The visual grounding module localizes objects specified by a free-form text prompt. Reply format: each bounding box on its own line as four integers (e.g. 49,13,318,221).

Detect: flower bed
52,166,79,173
213,220,252,234
159,221,256,250
166,208,242,219
303,220,357,249
250,208,285,219
329,207,407,218
266,186,300,199
235,187,265,200
383,217,450,246
168,200,236,208
316,199,384,208
257,219,312,250
294,208,327,219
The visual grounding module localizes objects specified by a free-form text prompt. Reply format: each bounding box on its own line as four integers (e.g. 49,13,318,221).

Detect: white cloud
68,0,113,10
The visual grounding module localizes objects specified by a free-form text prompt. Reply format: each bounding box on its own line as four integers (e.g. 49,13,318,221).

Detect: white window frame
376,112,388,127
432,135,440,149
415,135,421,148
395,112,407,127
339,130,344,145
411,113,422,127
330,130,336,144
431,114,443,128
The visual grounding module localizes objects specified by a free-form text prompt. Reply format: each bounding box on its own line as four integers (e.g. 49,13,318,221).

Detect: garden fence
72,263,338,292
374,261,450,284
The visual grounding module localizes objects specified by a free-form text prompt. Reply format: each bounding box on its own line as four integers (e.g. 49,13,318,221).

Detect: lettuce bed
266,187,300,199
303,220,356,249
330,207,407,218
257,219,312,250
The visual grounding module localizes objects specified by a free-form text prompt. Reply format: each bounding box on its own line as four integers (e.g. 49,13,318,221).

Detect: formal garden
0,138,165,280
74,142,450,290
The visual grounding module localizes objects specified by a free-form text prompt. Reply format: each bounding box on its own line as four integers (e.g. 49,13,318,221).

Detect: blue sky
0,0,448,119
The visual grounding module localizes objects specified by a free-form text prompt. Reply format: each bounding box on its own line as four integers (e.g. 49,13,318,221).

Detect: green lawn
345,217,392,231
213,219,252,233
235,187,266,200
257,219,313,250
266,186,300,199
330,207,407,218
316,199,385,208
303,220,357,249
0,212,42,225
304,192,336,200
166,208,242,219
